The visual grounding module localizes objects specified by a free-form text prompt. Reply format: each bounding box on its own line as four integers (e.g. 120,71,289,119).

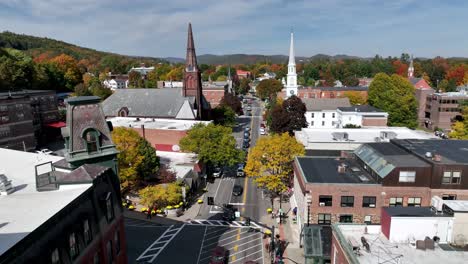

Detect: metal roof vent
0,173,15,195
425,152,433,158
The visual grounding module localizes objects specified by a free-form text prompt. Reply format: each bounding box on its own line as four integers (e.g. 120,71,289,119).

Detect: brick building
423,89,468,131
0,96,126,264
292,139,468,229
0,90,61,151
107,117,210,152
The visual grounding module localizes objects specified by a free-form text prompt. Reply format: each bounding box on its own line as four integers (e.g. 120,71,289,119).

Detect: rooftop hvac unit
0,174,14,195
431,196,444,212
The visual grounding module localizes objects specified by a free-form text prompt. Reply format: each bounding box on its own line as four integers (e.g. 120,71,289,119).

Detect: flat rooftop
295,156,377,184
157,151,199,179
0,148,91,255
392,139,468,164
108,117,211,130
295,127,438,145
383,206,451,217
334,224,468,264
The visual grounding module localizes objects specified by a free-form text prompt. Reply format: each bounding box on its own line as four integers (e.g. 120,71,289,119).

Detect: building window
319,195,332,206
51,248,60,264
389,197,403,207
362,196,376,208
407,197,421,207
339,215,353,223
399,171,416,183
16,113,24,120
332,113,335,118
85,130,99,153
93,252,100,264
84,219,92,244
311,113,315,118
106,241,113,264
115,231,121,255
322,121,325,126
106,193,114,222
442,194,457,200
69,233,78,259
311,121,314,126
322,113,325,118
318,214,331,225
364,215,372,224
442,171,461,184
340,196,354,207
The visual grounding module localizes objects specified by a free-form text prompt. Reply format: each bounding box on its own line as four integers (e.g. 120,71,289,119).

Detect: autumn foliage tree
112,127,159,191
343,91,367,105
449,105,468,139
220,93,242,114
256,79,283,100
244,133,305,209
270,95,308,134
138,182,183,209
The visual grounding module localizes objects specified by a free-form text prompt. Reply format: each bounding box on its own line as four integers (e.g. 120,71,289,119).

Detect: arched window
118,107,128,117
82,129,100,153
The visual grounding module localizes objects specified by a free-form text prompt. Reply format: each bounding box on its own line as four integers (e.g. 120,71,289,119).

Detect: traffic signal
207,196,214,205
245,217,251,226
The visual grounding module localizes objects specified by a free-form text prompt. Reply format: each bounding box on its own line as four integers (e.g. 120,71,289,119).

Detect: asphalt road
125,96,270,264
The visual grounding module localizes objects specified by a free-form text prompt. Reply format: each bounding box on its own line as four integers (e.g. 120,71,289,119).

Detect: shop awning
46,121,66,128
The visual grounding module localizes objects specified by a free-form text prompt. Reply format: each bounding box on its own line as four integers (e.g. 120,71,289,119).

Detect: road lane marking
231,255,237,262
229,239,263,257
234,244,238,252
219,233,260,247
230,249,263,263
205,227,237,237
228,237,262,252
203,229,251,247
136,224,186,263
196,226,208,264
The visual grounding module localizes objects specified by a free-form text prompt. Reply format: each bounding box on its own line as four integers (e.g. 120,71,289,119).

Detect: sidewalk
259,197,304,264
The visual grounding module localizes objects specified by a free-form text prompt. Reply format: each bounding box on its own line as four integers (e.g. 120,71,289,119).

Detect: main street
125,96,271,264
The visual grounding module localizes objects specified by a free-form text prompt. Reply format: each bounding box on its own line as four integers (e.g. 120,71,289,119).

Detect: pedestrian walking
146,208,152,219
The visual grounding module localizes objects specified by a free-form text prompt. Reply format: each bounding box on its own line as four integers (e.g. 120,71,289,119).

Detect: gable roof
408,77,433,90
302,98,351,111
102,88,195,118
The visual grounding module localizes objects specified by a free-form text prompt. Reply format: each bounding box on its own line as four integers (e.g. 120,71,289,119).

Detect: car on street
232,185,243,196
243,137,250,143
260,127,266,135
236,164,245,177
244,126,250,131
212,167,223,178
244,130,250,137
222,206,236,221
242,141,250,149
209,246,228,264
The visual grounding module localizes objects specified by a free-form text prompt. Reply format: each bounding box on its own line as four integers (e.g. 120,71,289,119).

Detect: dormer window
83,129,101,153
118,107,128,117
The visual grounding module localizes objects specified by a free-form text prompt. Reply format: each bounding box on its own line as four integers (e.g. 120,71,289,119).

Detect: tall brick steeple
183,23,203,119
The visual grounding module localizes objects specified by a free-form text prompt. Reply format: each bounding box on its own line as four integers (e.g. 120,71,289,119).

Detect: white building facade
285,32,298,97
337,105,388,128
303,98,351,128
103,79,128,90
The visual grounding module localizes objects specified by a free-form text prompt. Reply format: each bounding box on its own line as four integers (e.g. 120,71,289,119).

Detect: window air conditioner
369,204,375,208
319,202,325,207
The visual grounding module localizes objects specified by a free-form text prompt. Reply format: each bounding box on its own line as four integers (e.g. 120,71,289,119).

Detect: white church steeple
408,54,414,78
286,30,298,97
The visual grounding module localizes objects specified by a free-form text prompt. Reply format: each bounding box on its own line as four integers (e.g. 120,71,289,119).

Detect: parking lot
125,218,264,264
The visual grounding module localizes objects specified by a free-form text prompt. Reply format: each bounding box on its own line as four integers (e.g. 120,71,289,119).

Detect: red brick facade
331,231,351,264
202,89,225,108
362,117,388,126
130,127,188,152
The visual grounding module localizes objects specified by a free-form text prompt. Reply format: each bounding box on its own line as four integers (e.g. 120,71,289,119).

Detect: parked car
209,246,228,264
244,130,250,137
232,185,243,196
212,167,223,178
243,137,250,144
260,128,266,135
236,164,245,177
242,142,250,149
244,126,250,132
36,148,53,155
222,206,236,221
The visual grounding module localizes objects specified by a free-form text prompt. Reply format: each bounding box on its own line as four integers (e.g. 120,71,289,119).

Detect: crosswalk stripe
187,219,262,229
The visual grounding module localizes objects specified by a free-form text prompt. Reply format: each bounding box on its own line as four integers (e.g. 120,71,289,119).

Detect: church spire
288,30,295,66
186,23,198,72
408,54,414,78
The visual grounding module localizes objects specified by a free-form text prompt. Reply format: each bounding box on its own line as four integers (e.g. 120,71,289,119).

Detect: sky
1,0,467,58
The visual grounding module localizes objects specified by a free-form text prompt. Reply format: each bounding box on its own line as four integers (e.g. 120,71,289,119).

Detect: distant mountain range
2,31,467,66
164,53,363,65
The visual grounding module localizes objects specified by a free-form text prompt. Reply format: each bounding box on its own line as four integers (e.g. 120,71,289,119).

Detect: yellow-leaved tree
139,182,183,209
244,133,305,209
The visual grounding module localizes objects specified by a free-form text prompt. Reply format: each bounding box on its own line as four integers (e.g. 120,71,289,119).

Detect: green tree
128,71,142,88
256,79,283,100
244,133,305,209
179,123,244,166
0,48,34,91
212,106,236,127
237,78,250,95
368,73,418,128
